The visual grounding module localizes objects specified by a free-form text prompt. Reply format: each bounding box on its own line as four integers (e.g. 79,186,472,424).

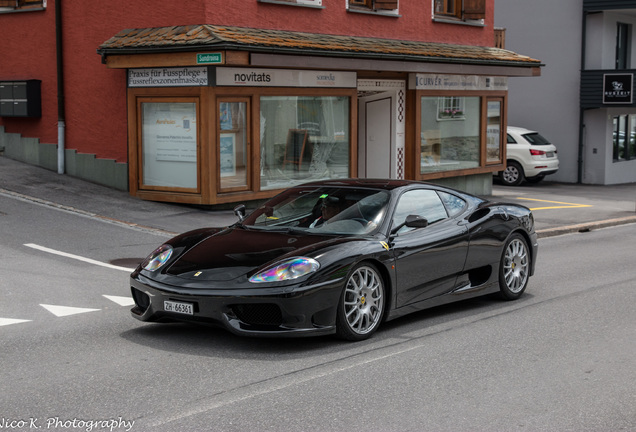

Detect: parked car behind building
497,126,559,186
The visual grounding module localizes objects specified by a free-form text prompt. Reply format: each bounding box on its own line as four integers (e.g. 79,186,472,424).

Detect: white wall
495,0,583,183
585,12,636,70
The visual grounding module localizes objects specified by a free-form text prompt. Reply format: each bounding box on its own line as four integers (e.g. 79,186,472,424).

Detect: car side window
392,189,448,233
438,192,466,217
507,134,517,144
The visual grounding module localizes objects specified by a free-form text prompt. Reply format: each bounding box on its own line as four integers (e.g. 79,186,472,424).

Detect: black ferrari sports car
130,179,538,341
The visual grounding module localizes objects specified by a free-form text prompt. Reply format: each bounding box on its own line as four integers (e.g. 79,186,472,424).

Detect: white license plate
164,300,194,315
546,152,555,157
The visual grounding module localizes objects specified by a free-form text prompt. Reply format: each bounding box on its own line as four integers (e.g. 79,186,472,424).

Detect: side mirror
233,204,246,222
405,214,428,228
391,214,428,234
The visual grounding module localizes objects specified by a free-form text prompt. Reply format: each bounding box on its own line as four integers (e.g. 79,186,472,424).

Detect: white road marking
24,243,135,272
40,304,100,317
0,188,174,237
0,318,32,327
103,295,135,306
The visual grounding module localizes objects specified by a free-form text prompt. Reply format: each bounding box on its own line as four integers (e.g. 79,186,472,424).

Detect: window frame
348,0,399,14
433,0,486,21
411,89,507,181
217,97,252,194
612,114,636,162
616,22,631,70
136,96,202,194
257,0,324,8
0,0,45,12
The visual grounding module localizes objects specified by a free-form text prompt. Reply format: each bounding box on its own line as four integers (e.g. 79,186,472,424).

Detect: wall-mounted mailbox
0,80,41,117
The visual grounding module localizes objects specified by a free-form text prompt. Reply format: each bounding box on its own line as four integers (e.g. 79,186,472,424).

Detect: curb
536,215,636,238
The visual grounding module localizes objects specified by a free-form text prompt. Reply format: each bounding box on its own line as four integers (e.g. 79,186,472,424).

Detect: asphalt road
1,191,635,432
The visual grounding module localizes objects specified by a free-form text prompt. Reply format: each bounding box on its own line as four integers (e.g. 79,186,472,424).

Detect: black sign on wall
603,73,633,104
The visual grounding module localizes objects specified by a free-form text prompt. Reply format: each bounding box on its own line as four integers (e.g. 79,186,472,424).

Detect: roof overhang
97,25,543,77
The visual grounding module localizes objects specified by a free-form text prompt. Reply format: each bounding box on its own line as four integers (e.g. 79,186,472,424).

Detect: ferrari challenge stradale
130,179,538,341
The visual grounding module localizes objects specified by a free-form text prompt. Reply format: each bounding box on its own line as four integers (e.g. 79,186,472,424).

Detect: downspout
55,0,65,174
577,10,588,184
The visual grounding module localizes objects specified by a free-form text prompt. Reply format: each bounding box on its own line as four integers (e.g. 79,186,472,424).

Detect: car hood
164,226,346,281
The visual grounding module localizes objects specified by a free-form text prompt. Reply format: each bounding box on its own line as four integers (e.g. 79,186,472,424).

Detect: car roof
507,126,537,135
296,178,432,191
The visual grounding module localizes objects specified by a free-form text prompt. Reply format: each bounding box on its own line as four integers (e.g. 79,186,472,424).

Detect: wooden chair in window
283,129,310,170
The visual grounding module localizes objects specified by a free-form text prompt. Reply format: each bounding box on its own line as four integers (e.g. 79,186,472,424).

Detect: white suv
497,126,559,186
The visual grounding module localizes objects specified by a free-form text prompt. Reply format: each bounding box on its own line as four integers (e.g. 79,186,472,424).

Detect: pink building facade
1,0,540,203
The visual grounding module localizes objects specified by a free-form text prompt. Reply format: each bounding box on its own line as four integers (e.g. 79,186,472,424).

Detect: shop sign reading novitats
128,67,208,87
603,73,633,104
216,68,357,88
410,74,508,91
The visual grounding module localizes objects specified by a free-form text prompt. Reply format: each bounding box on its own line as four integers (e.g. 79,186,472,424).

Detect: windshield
242,186,391,235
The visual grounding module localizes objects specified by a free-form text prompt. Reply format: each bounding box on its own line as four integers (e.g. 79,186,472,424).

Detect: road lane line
516,197,593,211
24,243,135,272
0,188,174,237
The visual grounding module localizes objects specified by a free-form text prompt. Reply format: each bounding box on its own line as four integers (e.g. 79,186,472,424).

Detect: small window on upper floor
433,0,485,22
348,0,399,15
0,0,46,12
258,0,323,8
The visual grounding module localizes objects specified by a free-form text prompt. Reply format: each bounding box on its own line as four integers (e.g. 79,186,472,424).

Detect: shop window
348,0,399,13
218,99,250,192
434,0,485,21
259,96,350,191
420,96,480,173
613,114,636,161
140,101,198,191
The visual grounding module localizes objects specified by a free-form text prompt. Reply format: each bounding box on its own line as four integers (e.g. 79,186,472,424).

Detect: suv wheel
499,161,524,186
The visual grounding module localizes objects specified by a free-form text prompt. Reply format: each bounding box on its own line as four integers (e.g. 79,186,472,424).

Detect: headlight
249,257,320,283
141,244,173,271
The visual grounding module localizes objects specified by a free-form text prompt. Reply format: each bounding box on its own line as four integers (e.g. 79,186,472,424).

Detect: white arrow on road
0,318,32,327
40,304,100,317
103,295,135,306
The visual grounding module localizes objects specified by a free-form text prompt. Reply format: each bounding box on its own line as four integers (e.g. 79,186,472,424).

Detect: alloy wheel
342,265,384,336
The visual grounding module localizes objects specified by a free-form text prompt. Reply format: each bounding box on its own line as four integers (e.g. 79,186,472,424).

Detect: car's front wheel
499,233,530,300
336,263,385,341
499,161,524,186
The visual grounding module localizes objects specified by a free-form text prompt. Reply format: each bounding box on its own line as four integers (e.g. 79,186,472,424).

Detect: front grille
231,304,283,327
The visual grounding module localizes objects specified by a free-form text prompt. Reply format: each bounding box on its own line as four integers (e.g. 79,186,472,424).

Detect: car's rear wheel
499,233,530,300
499,161,524,186
336,263,385,341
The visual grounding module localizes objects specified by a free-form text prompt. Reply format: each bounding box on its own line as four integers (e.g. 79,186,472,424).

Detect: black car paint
130,180,537,338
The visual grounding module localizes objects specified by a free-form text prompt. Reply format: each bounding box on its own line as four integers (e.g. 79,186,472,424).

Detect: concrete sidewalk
2,156,635,238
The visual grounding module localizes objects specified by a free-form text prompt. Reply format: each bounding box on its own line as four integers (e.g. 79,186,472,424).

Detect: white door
364,97,392,178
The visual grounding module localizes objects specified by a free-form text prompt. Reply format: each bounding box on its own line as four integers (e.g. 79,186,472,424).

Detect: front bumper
130,273,344,338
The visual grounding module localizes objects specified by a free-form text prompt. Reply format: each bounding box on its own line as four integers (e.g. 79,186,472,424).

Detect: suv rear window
522,133,551,145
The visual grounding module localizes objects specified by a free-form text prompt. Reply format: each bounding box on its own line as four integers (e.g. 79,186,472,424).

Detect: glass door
486,98,504,165
218,98,250,192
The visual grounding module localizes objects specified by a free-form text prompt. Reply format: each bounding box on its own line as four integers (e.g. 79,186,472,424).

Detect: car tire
499,161,524,186
525,175,545,184
498,233,530,300
336,262,385,341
